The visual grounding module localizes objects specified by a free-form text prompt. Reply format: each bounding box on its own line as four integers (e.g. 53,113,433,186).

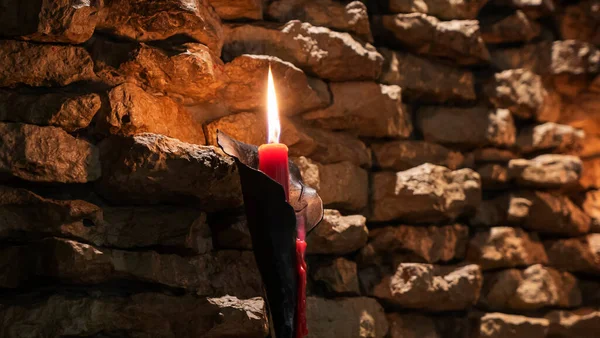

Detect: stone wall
0,0,599,337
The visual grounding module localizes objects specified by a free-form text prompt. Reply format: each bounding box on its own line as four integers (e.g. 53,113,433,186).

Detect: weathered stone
311,257,360,295
372,263,482,311
583,190,600,232
519,191,591,236
375,13,490,64
210,211,253,250
581,157,600,189
372,140,465,171
546,308,600,338
481,11,541,44
472,148,518,163
222,54,330,116
484,69,547,119
306,297,388,338
516,122,584,154
0,123,100,183
0,293,268,338
205,112,371,167
97,133,241,211
559,0,600,46
544,234,600,274
371,164,481,223
0,90,100,132
223,20,383,81
417,106,516,148
0,0,101,43
466,227,548,270
306,209,368,255
388,0,489,20
580,280,600,306
361,224,469,265
208,0,263,20
267,0,372,42
0,40,95,87
480,265,581,311
379,48,476,103
97,0,223,55
496,0,555,18
303,82,412,138
477,164,509,189
469,195,528,228
507,154,582,188
318,161,368,211
472,312,549,338
387,313,441,338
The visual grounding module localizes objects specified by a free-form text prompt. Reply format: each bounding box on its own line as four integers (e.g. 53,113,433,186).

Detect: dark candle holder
217,131,323,338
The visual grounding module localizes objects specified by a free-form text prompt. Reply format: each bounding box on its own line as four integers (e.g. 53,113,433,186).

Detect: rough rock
516,122,584,154
303,82,412,138
306,297,388,338
205,112,371,167
96,133,242,211
379,48,476,103
310,257,360,295
0,0,101,43
477,164,509,190
507,154,582,188
0,293,268,338
210,211,252,250
360,224,469,265
495,0,555,18
222,54,330,116
472,312,549,338
484,69,547,120
0,90,100,132
267,0,373,42
583,190,600,232
372,263,482,311
417,106,516,148
97,0,223,55
469,195,532,228
0,40,95,87
580,280,600,306
581,157,600,189
388,0,489,20
0,123,100,183
466,227,548,270
208,0,263,20
546,308,600,338
222,20,383,81
306,209,368,255
559,0,600,46
479,265,581,311
472,148,518,163
371,164,481,223
372,140,465,171
375,13,490,64
481,11,541,44
387,313,441,338
544,234,600,274
98,83,206,144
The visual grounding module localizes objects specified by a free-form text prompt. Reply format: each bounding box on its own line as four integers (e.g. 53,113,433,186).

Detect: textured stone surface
558,0,600,45
583,190,600,232
417,106,516,149
317,161,368,211
97,133,241,210
476,164,509,189
306,297,388,338
544,234,600,274
306,209,368,255
371,164,481,223
303,82,412,138
466,227,548,270
208,0,263,20
387,313,441,338
484,69,546,120
0,40,95,87
97,83,206,144
311,257,360,295
481,11,541,44
472,312,549,338
472,148,518,163
97,0,223,55
0,123,100,183
0,90,100,132
267,0,373,42
372,263,482,311
507,154,582,188
546,308,600,338
388,0,489,20
480,265,581,311
372,140,465,171
223,20,383,81
379,48,476,103
222,54,330,116
519,191,591,236
0,293,268,338
376,13,490,64
516,122,584,154
496,0,555,18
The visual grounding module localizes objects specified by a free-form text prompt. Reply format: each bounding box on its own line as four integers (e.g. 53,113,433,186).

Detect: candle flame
267,65,281,144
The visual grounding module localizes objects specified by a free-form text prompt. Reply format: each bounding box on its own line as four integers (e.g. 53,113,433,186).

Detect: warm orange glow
267,65,281,144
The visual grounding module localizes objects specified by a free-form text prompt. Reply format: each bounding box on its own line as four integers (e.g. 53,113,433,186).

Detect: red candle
258,143,290,200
